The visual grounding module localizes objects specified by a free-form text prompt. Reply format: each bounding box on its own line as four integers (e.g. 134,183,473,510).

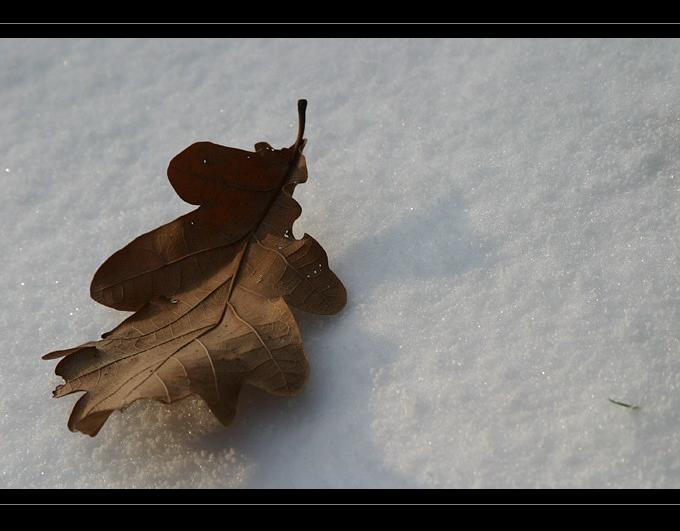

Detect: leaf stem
294,99,307,151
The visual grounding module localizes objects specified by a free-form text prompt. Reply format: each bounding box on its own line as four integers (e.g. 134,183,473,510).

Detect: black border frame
2,21,680,505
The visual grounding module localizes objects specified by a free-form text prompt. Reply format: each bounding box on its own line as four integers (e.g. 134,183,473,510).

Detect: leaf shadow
336,188,492,303
178,187,491,486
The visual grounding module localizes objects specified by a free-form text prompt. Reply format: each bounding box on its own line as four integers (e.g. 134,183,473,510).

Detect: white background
2,38,680,488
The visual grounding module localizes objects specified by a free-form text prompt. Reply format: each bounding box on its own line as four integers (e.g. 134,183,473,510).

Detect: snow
2,38,680,488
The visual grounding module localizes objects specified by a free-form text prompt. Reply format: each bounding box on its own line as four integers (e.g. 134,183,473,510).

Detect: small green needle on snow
608,398,640,410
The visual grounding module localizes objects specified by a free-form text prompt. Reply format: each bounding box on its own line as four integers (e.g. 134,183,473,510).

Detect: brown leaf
43,100,347,436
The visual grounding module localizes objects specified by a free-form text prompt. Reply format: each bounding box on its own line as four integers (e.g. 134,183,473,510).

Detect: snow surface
2,38,680,488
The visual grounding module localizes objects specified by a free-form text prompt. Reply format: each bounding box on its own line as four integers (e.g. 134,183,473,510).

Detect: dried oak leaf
43,100,346,436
